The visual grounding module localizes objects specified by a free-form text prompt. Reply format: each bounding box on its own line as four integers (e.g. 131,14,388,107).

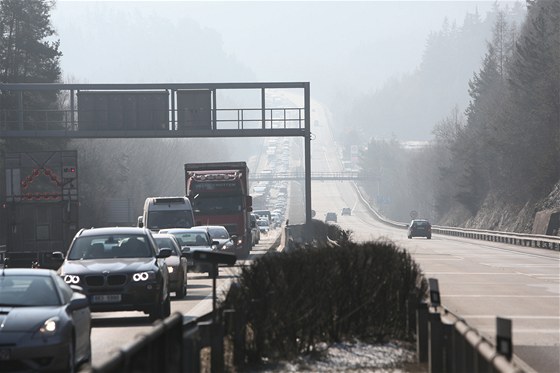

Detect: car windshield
0,275,60,307
207,227,229,239
170,232,209,246
68,234,153,259
257,220,268,227
154,237,179,256
147,210,194,230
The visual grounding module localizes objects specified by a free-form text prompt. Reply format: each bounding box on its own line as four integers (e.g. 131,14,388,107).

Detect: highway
88,94,558,372
89,231,278,368
306,96,560,373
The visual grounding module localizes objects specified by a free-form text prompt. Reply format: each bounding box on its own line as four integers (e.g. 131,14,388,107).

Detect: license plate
0,348,10,360
92,294,122,303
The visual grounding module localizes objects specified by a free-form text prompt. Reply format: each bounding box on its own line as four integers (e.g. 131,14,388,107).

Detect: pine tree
0,0,64,151
503,0,560,199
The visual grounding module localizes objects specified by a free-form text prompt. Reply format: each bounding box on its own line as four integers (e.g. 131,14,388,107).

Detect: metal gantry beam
250,172,375,181
0,82,315,225
304,82,312,226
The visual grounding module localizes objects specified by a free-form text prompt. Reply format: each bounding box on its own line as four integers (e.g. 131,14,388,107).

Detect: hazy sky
52,1,498,92
50,1,515,141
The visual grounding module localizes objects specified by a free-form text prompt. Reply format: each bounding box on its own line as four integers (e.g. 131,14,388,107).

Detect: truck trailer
185,162,252,259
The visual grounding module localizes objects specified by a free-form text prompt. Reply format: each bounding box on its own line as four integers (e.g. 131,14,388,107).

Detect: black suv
56,227,172,321
407,219,432,239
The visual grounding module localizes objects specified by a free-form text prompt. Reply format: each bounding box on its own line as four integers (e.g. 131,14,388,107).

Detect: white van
138,197,195,231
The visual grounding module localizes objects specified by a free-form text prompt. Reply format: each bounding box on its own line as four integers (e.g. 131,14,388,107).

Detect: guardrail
84,288,526,373
82,311,226,373
352,183,560,251
418,278,528,373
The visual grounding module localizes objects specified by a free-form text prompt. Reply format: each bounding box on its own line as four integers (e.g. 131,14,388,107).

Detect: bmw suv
55,227,172,321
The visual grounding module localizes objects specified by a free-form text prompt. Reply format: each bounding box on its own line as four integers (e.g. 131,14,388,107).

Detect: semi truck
2,151,79,268
185,162,252,259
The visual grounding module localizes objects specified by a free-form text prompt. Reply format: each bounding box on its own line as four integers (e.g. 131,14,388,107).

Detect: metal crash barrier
352,183,560,251
416,278,525,373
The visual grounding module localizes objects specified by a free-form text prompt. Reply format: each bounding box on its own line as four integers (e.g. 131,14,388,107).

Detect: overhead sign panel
77,91,169,131
176,90,212,130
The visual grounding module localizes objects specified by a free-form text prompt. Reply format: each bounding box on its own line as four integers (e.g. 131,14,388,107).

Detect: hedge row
220,225,427,365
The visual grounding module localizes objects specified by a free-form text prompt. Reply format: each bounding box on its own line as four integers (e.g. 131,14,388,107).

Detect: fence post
496,317,513,361
442,321,453,372
417,302,429,363
183,325,201,373
429,311,443,373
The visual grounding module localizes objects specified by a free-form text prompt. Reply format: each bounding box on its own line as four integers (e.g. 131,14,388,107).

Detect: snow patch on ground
248,340,421,372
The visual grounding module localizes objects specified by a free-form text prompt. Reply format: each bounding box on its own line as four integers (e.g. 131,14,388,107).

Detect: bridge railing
0,82,309,137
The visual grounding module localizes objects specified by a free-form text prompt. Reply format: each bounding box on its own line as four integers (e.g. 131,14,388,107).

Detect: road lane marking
457,317,560,320
482,263,560,268
443,295,558,298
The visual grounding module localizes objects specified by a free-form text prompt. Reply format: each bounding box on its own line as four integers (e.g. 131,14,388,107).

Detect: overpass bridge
250,171,377,181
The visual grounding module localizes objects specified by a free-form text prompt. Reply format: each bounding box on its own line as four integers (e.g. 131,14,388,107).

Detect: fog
52,0,501,141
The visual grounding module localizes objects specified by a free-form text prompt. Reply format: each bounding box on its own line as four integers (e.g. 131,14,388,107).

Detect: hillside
438,181,560,234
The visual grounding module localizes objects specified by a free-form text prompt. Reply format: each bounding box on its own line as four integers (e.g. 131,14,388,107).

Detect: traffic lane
398,236,559,373
89,274,214,367
90,231,280,367
317,180,559,372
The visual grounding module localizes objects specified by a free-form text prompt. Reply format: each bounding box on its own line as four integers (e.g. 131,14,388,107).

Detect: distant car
153,233,188,298
341,207,352,216
407,219,432,239
0,268,91,372
325,212,338,223
193,225,241,257
56,227,173,321
159,228,220,277
257,218,270,234
270,212,282,228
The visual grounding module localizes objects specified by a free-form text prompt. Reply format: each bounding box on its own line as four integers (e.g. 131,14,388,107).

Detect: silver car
153,233,188,299
159,228,220,277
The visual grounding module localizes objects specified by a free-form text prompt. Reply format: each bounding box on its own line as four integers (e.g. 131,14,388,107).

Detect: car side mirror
70,284,85,293
68,295,89,311
157,248,172,258
52,251,65,261
192,250,236,266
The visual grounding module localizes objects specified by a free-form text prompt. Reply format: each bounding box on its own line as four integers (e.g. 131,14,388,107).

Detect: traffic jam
1,155,285,372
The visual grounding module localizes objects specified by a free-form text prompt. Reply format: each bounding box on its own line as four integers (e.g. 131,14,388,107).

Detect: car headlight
167,266,174,273
37,317,60,337
63,275,80,284
133,271,156,282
